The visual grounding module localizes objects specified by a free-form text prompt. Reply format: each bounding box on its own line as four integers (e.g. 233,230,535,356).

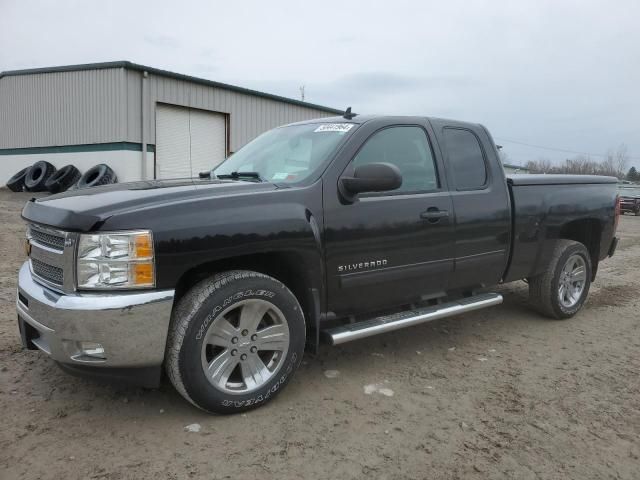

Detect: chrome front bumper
16,262,175,368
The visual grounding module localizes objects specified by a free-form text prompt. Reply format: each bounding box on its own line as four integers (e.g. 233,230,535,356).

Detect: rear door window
443,128,488,190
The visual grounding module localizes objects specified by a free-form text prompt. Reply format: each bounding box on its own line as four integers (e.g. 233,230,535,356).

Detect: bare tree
564,155,596,175
526,158,553,173
521,144,632,178
602,150,617,177
602,144,629,178
615,144,629,177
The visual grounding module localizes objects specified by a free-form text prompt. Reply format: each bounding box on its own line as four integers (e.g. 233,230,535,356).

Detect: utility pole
299,85,305,101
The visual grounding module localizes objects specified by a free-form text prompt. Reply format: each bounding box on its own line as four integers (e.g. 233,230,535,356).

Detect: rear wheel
528,240,592,319
166,270,305,414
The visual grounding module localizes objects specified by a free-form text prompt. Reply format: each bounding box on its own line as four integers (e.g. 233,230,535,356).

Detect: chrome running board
323,293,503,345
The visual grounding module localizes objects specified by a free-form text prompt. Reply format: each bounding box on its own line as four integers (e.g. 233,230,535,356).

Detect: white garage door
155,104,227,179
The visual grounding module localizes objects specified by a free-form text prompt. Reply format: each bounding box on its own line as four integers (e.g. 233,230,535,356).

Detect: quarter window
443,128,488,190
352,126,438,193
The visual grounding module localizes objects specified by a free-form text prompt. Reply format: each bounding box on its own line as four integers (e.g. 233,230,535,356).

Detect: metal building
0,61,341,184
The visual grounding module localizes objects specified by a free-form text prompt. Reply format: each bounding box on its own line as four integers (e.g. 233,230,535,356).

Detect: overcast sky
1,0,639,166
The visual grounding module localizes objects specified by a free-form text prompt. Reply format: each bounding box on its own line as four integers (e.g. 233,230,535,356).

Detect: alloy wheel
200,299,290,394
558,254,587,308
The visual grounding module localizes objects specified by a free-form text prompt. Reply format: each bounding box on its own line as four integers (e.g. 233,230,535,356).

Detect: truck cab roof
287,114,485,130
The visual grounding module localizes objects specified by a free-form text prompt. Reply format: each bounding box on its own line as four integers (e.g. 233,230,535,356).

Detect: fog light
80,342,106,359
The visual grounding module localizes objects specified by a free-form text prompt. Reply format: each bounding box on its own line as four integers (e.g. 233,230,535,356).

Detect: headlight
76,230,155,289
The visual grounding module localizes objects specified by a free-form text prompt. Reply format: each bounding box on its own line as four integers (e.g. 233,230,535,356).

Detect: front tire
528,240,592,319
166,270,305,414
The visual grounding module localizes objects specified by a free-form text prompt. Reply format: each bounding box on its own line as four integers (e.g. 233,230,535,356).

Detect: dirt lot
0,189,638,480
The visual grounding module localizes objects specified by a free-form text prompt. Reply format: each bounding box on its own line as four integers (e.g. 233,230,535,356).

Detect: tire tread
6,167,30,192
165,270,291,412
529,240,590,319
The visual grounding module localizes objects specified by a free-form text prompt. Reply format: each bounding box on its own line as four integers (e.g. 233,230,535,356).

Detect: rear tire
528,240,592,319
166,270,305,414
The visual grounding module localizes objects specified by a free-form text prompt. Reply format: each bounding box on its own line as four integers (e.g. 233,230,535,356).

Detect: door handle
420,208,449,222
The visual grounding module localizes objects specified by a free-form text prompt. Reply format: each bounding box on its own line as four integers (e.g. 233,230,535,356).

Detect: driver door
322,119,455,316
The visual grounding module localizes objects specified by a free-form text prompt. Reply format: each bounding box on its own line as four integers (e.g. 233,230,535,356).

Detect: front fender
99,181,327,349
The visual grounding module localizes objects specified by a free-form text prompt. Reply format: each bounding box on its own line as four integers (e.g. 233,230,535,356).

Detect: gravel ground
1,189,639,480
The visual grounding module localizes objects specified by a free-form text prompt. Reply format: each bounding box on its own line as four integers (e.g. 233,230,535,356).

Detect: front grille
27,223,75,291
29,226,65,251
31,258,64,286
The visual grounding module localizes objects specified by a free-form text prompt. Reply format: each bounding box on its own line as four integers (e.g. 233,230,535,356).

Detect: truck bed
507,174,619,185
504,174,618,282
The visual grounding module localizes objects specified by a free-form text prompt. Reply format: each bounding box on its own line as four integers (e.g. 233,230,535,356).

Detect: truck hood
22,178,278,231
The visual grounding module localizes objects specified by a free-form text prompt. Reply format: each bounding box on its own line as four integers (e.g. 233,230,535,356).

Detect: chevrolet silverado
17,113,619,413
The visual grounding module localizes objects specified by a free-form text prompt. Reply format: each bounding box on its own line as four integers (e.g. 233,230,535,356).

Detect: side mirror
340,162,402,199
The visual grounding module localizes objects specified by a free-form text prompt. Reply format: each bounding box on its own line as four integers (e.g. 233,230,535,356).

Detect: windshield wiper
214,171,263,182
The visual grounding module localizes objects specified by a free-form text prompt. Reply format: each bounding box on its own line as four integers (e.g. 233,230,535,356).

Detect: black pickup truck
17,113,619,413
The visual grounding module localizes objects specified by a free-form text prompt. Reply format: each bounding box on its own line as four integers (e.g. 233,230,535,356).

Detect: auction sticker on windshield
314,123,354,133
272,172,298,180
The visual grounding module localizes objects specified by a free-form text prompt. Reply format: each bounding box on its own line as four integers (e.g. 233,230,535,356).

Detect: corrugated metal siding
0,68,127,148
0,67,336,152
137,71,334,152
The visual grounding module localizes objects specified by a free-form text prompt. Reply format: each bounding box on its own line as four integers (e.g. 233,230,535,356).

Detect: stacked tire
24,161,56,192
44,165,81,193
5,162,118,193
6,167,31,192
76,164,117,189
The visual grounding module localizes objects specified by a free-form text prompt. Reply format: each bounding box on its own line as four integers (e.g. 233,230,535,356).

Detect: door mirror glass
340,162,402,197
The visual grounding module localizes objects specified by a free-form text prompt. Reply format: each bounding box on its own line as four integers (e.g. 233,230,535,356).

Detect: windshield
213,123,355,183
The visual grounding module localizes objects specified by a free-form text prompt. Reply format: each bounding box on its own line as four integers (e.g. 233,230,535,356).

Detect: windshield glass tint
214,123,355,183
